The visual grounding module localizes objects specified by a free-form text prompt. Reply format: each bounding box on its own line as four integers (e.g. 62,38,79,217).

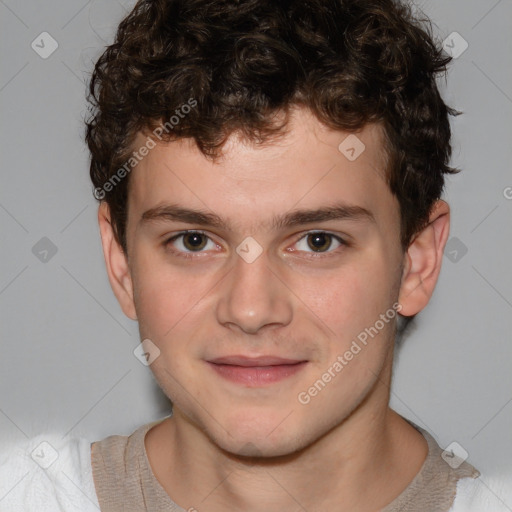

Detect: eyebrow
139,202,375,231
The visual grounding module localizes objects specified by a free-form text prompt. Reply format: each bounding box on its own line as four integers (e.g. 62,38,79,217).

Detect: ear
398,200,450,316
97,202,137,320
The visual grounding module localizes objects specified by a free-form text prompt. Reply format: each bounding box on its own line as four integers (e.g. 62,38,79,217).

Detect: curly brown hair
85,0,459,255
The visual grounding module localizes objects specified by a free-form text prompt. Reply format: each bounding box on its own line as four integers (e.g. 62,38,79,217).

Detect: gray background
1,0,511,489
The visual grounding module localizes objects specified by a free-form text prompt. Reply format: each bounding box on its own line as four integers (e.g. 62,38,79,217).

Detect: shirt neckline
132,415,479,511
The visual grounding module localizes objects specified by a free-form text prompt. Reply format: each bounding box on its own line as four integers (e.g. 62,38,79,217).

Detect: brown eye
182,232,208,251
294,231,345,255
165,231,215,255
307,232,333,252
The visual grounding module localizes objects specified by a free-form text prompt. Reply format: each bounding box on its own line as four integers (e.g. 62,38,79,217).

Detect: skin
96,106,450,511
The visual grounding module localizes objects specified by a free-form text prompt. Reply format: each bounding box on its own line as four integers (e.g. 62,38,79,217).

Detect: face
119,108,407,456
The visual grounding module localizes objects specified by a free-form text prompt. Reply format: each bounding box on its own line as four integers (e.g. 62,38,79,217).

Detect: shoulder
90,421,149,478
90,418,171,510
89,418,164,491
0,432,100,512
449,472,512,512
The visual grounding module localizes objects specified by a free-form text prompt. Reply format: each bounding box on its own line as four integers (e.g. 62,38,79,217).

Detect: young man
0,0,510,511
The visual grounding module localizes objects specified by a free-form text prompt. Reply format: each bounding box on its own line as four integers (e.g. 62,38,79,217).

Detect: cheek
290,255,395,341
298,264,396,410
131,247,206,336
135,281,196,348
132,268,197,393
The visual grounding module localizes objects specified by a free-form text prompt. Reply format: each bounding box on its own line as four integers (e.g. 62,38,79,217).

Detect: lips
206,355,308,386
207,355,306,367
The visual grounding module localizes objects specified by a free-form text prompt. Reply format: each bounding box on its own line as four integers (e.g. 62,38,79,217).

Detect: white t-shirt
0,433,100,512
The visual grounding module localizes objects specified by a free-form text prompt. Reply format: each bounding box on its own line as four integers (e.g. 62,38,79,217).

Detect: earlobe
97,202,137,321
398,200,450,317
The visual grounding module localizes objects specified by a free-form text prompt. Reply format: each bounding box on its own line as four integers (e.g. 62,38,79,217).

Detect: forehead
126,108,396,234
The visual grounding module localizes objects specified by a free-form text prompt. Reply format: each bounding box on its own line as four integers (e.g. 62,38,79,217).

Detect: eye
292,231,345,256
165,231,217,256
164,230,346,259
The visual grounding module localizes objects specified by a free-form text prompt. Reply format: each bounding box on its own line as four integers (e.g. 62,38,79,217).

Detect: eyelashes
165,231,216,257
164,230,347,259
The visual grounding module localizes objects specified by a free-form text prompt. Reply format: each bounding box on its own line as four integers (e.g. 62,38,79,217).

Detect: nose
215,247,293,335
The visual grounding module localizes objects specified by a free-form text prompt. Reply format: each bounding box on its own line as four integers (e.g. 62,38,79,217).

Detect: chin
212,412,308,459
221,434,304,460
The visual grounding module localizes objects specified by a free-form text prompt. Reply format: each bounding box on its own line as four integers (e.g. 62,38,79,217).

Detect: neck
146,372,428,511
